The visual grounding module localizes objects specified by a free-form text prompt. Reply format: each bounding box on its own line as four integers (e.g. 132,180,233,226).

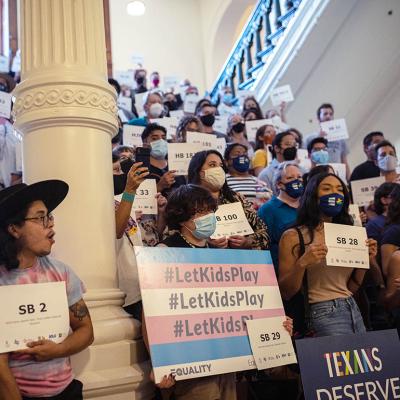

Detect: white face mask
203,167,226,190
148,103,163,118
378,154,398,172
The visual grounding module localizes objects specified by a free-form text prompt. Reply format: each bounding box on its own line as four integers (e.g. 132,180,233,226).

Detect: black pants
22,379,83,400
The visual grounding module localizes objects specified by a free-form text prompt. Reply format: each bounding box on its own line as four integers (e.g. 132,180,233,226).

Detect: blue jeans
310,296,366,337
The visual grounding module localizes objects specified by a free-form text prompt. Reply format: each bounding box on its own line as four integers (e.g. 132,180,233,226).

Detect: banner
135,247,285,383
296,330,400,400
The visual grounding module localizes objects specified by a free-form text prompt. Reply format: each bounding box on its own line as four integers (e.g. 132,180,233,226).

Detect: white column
12,1,152,398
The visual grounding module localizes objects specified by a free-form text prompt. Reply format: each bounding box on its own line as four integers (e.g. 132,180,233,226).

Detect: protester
134,69,147,94
302,164,334,187
128,91,165,127
279,172,377,336
113,145,135,161
258,162,303,273
226,114,254,157
188,150,269,249
265,101,287,123
242,96,264,119
384,249,400,333
307,137,329,169
242,108,262,121
375,140,399,183
350,131,384,182
149,71,161,90
195,102,224,137
0,180,93,399
224,143,271,209
252,124,276,176
259,130,298,192
108,78,138,120
175,115,203,143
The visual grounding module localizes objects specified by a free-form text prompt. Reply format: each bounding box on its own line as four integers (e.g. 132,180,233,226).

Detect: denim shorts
310,296,366,337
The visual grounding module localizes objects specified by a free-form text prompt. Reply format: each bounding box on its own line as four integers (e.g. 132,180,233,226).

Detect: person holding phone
140,123,186,197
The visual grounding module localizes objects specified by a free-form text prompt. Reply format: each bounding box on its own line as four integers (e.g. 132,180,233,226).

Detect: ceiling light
127,1,145,16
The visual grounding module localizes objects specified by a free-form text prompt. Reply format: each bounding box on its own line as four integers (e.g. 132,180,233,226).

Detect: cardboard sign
270,85,294,106
123,125,144,147
320,118,349,142
183,94,199,114
167,143,197,175
114,70,135,87
351,176,385,207
150,117,179,140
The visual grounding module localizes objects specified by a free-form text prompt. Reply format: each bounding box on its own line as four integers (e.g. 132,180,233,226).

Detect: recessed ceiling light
127,1,145,16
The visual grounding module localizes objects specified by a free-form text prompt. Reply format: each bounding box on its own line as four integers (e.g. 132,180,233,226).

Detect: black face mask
0,83,8,92
282,146,297,161
200,114,215,127
136,76,145,85
232,122,245,133
113,174,126,195
165,101,178,111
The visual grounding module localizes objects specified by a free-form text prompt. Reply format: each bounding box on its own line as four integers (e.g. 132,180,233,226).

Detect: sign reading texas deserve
135,247,286,383
296,330,400,400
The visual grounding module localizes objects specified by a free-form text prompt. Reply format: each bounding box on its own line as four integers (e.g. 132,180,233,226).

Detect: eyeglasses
24,213,54,228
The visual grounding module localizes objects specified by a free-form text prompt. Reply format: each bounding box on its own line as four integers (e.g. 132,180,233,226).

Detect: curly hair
175,115,203,143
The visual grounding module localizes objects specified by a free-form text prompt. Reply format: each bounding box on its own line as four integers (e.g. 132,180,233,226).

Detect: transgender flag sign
135,247,286,383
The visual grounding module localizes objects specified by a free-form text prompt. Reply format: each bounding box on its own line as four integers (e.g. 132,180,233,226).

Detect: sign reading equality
135,247,286,383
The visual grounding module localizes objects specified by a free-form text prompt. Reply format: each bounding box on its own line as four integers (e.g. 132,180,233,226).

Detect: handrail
209,0,302,102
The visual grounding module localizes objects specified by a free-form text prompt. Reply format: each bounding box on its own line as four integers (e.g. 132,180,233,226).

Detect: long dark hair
295,172,353,244
386,184,400,224
188,150,236,202
0,206,29,270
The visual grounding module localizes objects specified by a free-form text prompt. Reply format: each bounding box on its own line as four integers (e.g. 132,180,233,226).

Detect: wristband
122,192,135,203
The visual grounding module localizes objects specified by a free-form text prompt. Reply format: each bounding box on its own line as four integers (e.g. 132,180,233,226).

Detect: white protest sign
186,131,218,150
118,109,129,124
0,91,12,119
245,119,274,142
246,316,297,369
0,55,9,73
114,70,135,87
237,90,254,105
324,222,369,269
271,115,290,132
183,94,199,114
164,76,180,90
117,96,132,112
218,103,235,117
214,115,229,135
150,117,179,140
169,109,184,119
351,176,385,207
329,163,347,183
0,282,70,353
131,54,144,67
211,202,254,239
349,204,363,227
270,85,294,106
320,118,349,142
123,125,144,147
133,179,158,215
167,143,197,175
134,92,147,117
216,137,227,155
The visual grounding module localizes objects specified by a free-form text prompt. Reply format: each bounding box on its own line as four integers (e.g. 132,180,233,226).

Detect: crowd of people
0,66,399,400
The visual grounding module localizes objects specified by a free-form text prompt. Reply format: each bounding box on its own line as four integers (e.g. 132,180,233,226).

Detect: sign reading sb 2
19,303,47,315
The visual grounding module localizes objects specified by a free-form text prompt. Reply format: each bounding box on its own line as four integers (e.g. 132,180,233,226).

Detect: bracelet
122,192,135,203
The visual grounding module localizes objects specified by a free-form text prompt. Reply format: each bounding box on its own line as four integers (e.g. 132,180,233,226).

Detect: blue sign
296,330,400,400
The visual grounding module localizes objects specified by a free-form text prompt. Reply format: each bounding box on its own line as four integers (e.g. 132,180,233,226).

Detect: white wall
109,0,255,93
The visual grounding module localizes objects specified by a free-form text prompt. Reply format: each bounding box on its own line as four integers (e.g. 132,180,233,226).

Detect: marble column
12,1,152,398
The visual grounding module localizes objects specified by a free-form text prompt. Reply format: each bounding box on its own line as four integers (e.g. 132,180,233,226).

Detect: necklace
179,232,208,248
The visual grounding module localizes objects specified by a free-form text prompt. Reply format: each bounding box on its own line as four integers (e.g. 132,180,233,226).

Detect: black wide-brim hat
0,180,69,225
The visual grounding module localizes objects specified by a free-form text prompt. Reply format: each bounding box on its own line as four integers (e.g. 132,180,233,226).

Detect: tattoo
69,300,89,321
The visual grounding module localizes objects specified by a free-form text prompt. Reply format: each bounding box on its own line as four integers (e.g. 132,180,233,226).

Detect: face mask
232,155,250,173
203,166,226,190
0,83,8,92
264,135,273,145
200,114,215,127
377,155,398,172
165,101,178,111
136,76,145,85
150,139,168,159
311,150,329,165
184,212,217,240
113,174,126,195
283,179,304,199
232,122,245,133
319,193,344,217
152,78,160,87
149,103,164,118
282,146,297,161
222,93,233,105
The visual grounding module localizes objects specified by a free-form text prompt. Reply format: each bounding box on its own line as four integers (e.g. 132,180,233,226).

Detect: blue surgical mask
319,193,344,217
185,212,217,240
311,149,329,165
150,139,168,159
223,93,233,105
283,179,304,199
232,155,250,173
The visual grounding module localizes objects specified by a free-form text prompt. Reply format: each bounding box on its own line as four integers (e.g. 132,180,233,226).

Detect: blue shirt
258,196,298,274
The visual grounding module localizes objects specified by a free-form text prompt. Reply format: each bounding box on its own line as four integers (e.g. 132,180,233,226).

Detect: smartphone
135,147,151,170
